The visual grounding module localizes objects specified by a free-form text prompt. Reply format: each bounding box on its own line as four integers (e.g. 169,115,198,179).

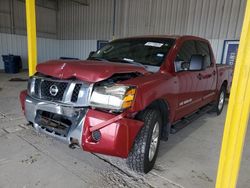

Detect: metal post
25,0,37,76
215,0,250,187
112,0,116,40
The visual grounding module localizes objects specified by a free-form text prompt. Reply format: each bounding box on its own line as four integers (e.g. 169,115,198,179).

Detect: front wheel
126,109,162,173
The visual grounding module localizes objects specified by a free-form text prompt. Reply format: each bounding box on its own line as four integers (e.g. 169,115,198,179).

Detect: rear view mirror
189,55,204,71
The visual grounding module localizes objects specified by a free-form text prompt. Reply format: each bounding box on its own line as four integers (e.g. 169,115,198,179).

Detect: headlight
27,77,35,95
90,85,136,110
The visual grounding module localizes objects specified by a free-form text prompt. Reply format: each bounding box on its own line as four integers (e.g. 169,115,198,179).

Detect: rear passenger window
196,41,212,68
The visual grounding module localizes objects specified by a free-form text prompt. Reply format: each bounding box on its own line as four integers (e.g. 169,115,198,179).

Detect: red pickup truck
20,35,233,173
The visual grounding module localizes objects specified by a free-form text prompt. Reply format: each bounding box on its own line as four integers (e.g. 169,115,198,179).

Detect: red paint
19,90,27,112
21,35,234,158
89,112,127,132
37,60,148,83
82,109,143,158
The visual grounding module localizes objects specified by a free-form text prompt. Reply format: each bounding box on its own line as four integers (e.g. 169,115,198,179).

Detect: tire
215,86,226,115
126,109,162,173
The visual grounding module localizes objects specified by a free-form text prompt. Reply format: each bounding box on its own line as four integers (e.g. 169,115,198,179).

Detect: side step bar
170,104,214,134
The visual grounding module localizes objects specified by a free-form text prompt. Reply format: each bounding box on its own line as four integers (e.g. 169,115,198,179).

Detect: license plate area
35,110,72,137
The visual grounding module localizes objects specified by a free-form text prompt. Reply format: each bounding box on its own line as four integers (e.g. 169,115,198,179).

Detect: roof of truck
113,35,209,43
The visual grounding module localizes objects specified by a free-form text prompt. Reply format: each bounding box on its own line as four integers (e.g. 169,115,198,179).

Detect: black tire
126,109,162,173
215,86,226,115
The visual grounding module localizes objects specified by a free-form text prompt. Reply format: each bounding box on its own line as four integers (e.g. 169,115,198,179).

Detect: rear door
195,41,216,103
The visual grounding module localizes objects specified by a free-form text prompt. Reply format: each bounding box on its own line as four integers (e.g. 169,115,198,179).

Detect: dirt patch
21,153,41,165
191,170,213,182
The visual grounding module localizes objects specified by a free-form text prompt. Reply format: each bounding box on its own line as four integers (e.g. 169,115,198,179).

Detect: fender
122,72,179,123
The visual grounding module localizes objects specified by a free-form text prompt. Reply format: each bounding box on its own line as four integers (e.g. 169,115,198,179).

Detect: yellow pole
215,0,250,187
25,0,37,76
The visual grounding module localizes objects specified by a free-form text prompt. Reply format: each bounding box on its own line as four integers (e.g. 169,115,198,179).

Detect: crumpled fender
82,109,143,158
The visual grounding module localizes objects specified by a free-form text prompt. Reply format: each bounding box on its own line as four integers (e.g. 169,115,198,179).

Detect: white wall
0,33,59,69
0,33,97,70
209,39,225,64
59,40,97,59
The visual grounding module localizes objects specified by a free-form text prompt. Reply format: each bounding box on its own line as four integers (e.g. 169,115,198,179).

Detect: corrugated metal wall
58,0,114,40
0,0,57,38
57,0,246,64
0,0,247,69
0,0,247,41
58,0,246,40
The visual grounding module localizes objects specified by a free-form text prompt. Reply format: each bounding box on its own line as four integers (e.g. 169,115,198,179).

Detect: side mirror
88,51,95,58
189,55,204,71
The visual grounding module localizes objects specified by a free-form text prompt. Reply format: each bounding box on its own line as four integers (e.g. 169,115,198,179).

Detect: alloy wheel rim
149,122,160,162
218,91,225,111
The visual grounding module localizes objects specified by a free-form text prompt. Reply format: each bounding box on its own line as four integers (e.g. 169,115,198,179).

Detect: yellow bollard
215,0,250,187
25,0,37,76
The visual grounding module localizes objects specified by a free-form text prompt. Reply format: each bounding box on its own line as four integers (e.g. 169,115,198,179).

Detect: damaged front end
20,72,143,158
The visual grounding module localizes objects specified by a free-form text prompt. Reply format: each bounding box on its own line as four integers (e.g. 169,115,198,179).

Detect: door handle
197,73,202,80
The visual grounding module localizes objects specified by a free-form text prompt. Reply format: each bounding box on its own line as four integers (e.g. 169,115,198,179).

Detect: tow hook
69,138,80,149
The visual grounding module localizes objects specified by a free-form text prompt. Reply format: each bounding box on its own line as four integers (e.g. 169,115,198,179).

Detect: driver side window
175,40,197,72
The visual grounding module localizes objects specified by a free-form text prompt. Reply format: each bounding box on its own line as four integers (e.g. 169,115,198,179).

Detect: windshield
89,38,175,69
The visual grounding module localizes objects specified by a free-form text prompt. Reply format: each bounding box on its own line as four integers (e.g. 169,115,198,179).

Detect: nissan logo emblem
49,85,59,96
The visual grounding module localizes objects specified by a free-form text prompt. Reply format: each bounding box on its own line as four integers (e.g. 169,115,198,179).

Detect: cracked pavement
0,72,249,188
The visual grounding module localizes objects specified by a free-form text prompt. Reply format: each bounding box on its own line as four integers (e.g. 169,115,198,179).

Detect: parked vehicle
20,35,233,173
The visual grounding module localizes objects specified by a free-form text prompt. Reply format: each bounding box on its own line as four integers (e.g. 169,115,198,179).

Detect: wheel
126,109,162,173
215,86,226,115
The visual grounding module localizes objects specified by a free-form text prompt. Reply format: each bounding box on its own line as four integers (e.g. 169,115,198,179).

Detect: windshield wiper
107,58,145,68
88,57,109,62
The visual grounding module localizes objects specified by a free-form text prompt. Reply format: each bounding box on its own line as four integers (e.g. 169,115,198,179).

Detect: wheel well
222,80,228,89
143,99,170,141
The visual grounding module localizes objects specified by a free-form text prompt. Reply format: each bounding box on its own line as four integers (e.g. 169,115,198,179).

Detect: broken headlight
89,85,136,110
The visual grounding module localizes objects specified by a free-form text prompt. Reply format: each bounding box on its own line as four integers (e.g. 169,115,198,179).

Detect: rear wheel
215,86,226,115
126,109,162,173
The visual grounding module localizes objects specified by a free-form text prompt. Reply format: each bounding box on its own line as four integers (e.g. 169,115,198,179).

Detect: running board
170,104,214,134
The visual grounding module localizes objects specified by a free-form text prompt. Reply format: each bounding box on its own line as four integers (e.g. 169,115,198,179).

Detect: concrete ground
0,71,249,188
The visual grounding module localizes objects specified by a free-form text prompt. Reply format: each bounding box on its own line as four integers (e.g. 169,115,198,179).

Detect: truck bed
216,64,234,93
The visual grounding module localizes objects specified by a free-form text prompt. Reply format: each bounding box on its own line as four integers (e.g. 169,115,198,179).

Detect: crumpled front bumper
20,90,143,158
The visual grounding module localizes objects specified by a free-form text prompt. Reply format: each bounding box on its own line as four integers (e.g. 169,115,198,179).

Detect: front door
173,40,204,121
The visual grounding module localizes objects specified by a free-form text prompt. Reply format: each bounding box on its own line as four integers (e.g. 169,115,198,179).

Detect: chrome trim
64,83,76,102
77,83,94,105
28,76,93,107
34,75,87,84
25,95,87,146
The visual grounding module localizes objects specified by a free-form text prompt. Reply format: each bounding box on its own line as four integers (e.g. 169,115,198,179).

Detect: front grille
31,76,91,106
34,79,41,96
71,84,81,102
40,80,68,101
36,110,72,137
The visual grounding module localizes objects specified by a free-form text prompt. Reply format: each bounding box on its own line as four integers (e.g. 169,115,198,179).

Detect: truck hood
36,60,148,83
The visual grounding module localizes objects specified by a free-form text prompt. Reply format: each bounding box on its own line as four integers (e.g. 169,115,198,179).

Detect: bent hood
36,60,148,83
